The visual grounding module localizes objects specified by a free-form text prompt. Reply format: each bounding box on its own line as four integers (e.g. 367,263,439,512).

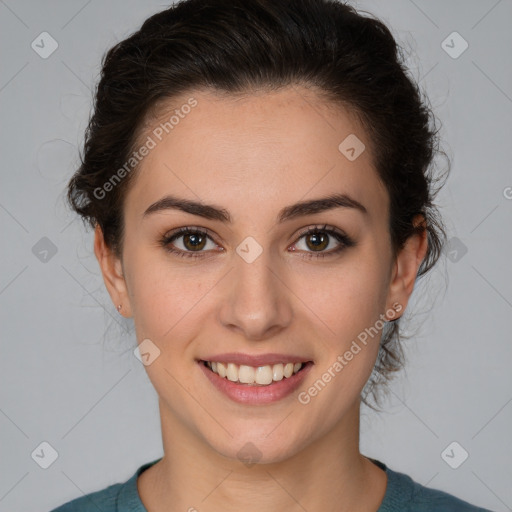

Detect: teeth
217,362,226,378
239,365,255,384
273,364,284,381
205,360,305,386
226,362,238,382
255,365,273,385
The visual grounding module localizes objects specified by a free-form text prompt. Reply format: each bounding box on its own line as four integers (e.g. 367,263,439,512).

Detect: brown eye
161,227,219,258
182,232,207,251
292,224,356,259
304,232,329,251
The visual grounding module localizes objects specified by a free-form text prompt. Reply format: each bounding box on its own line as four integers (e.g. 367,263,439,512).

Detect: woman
50,0,493,510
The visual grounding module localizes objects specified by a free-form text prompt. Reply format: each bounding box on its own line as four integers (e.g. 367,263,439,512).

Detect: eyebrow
143,192,368,223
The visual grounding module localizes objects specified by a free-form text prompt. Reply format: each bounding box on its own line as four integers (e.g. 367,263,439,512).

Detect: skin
95,85,428,512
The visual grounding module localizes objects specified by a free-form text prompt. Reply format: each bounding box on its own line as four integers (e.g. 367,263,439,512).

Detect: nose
218,249,293,341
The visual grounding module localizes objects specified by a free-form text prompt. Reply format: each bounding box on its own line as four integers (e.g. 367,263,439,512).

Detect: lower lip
198,361,313,405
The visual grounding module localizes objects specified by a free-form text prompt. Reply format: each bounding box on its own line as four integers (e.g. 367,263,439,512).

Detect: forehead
125,86,388,225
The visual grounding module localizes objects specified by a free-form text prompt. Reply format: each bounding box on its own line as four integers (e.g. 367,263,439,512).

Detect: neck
138,398,387,512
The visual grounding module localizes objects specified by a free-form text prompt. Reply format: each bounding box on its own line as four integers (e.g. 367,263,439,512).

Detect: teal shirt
49,458,494,511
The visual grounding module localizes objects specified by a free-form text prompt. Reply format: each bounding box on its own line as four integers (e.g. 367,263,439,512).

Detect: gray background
0,1,511,511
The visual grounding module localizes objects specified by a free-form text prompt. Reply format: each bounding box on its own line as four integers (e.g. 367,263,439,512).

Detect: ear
385,214,428,321
94,224,133,318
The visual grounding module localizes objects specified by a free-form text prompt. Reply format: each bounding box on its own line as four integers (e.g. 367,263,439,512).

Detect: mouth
198,358,313,404
200,360,310,386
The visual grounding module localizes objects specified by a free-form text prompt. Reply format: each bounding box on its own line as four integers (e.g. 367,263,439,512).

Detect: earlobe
94,224,133,317
385,214,428,318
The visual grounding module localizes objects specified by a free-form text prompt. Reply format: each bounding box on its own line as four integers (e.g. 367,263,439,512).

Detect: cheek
296,257,388,345
296,270,387,411
125,249,217,340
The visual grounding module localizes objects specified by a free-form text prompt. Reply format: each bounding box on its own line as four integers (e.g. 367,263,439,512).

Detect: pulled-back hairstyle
67,0,449,407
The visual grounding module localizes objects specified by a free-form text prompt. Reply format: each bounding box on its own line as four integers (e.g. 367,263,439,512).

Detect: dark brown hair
67,0,449,407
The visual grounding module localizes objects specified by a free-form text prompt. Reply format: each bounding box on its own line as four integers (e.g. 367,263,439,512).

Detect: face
96,86,425,464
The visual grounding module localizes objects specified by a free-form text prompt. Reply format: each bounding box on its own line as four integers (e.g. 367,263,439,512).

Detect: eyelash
159,224,355,260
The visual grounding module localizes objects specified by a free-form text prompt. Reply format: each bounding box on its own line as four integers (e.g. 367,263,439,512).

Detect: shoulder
47,481,121,512
375,460,495,512
47,458,162,512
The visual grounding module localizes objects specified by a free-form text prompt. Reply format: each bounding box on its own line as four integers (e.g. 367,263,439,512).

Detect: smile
203,360,305,386
198,358,313,405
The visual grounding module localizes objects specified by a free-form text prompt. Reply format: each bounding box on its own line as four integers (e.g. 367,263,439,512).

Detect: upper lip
199,353,313,367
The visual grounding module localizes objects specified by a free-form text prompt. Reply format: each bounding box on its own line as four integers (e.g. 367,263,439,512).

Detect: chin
216,440,299,467
201,423,310,467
